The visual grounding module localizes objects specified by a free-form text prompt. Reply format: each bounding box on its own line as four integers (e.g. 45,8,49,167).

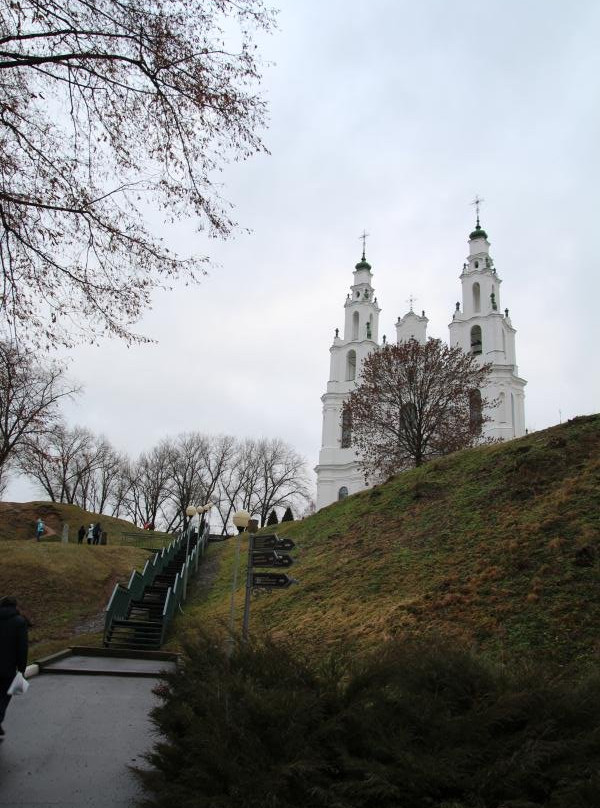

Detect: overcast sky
7,0,600,503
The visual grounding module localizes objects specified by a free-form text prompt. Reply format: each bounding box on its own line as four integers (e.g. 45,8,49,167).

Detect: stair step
111,619,163,628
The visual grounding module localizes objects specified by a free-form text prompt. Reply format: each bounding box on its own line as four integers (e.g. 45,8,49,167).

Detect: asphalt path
0,671,166,807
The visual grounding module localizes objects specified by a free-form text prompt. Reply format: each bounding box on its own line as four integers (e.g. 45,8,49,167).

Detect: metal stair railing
159,520,210,644
103,520,210,647
103,533,185,645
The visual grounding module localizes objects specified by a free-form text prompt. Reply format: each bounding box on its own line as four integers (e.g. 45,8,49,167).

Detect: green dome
355,257,372,271
469,224,488,241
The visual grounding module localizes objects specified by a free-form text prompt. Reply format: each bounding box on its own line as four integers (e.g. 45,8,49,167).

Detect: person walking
87,524,94,545
92,522,101,546
0,596,29,737
35,518,44,542
77,525,86,544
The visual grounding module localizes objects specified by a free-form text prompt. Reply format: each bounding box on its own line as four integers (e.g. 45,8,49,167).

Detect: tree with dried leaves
0,340,78,484
0,0,274,347
343,339,494,482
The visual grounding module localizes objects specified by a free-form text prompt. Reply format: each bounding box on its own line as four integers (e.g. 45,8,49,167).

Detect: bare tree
216,437,310,529
0,340,77,483
216,438,263,530
19,424,123,511
252,438,310,527
343,338,494,482
0,0,275,347
120,442,172,527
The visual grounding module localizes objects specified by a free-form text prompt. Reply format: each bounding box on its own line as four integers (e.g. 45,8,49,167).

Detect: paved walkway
0,664,173,807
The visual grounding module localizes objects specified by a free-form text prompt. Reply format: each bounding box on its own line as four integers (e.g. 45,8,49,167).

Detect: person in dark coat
0,596,29,736
77,525,86,544
92,522,101,545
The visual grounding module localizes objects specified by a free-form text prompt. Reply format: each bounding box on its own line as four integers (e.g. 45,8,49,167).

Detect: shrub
281,507,294,522
137,634,600,807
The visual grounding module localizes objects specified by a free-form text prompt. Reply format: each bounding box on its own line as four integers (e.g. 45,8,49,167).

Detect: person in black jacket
92,522,101,545
0,596,29,736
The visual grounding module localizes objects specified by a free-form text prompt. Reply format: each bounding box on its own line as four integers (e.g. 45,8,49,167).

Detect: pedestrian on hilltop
0,596,29,738
92,522,101,545
35,517,44,541
87,524,94,544
77,525,86,544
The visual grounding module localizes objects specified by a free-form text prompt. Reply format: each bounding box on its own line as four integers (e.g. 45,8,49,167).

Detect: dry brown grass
0,540,151,659
0,500,147,542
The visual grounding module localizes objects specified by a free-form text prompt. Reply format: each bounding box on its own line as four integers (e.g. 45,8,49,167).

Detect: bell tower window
352,311,359,340
472,282,481,313
341,409,352,448
346,350,357,381
469,389,483,435
470,325,482,355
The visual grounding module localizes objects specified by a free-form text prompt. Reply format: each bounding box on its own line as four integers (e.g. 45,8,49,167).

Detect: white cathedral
315,214,527,511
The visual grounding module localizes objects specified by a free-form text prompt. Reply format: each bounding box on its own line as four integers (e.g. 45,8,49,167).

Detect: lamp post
183,505,197,598
230,510,250,644
185,505,197,554
242,518,259,641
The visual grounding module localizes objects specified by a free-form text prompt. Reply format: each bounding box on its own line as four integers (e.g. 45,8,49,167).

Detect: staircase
104,533,199,652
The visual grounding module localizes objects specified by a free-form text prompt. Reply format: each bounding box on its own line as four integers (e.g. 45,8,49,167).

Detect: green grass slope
178,415,600,674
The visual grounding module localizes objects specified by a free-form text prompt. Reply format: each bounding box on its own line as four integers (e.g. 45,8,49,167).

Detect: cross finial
471,195,485,227
359,230,369,260
406,294,417,312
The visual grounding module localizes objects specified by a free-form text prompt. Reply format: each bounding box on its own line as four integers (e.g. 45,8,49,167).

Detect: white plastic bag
7,671,29,696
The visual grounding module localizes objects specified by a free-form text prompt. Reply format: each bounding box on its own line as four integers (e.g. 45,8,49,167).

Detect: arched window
472,282,481,313
352,311,359,340
338,486,349,501
511,393,516,437
498,391,506,422
502,329,506,356
346,350,356,381
401,402,417,432
469,389,483,435
470,325,482,355
341,409,352,448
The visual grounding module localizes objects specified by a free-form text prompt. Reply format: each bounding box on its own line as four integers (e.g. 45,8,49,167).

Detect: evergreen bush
267,509,279,525
281,506,293,522
137,634,600,807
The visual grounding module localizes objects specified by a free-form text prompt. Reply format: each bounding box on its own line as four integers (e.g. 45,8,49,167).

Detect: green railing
119,530,175,550
160,522,208,644
104,521,209,646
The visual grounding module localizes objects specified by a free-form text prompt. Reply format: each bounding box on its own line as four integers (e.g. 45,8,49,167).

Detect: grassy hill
175,415,600,674
0,501,154,659
0,500,148,543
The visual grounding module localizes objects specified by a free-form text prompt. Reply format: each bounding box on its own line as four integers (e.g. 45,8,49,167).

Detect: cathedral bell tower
315,246,381,510
448,212,526,439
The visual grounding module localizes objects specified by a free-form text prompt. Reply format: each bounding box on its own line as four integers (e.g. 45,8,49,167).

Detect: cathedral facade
315,217,527,511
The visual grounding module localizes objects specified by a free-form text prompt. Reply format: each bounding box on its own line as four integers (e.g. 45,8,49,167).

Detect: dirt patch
187,547,223,598
73,610,106,635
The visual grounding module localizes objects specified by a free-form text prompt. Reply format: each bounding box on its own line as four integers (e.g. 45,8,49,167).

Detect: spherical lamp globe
232,510,251,533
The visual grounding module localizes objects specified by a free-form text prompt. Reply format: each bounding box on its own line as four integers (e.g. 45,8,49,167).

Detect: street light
232,510,250,533
229,510,250,646
185,505,197,558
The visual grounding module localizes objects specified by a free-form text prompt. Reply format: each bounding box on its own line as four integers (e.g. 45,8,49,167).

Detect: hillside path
0,664,170,807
